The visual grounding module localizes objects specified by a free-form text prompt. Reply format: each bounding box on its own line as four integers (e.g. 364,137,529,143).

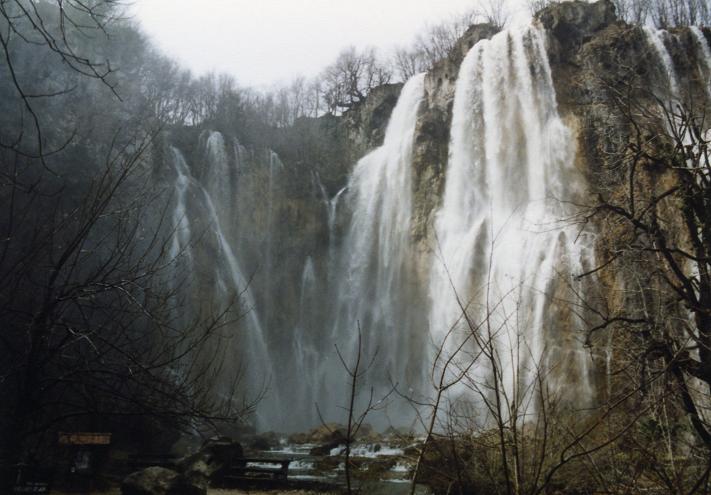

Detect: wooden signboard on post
55,431,113,491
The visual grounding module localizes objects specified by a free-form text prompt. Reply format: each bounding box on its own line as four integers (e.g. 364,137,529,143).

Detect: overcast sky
131,0,528,88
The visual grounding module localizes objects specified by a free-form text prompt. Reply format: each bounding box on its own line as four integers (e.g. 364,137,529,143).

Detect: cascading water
643,27,711,292
642,28,710,152
167,144,277,427
428,25,595,417
290,257,321,420
203,131,233,214
263,150,283,327
315,172,347,277
316,73,429,425
690,27,711,99
169,148,194,269
643,27,681,99
156,22,711,435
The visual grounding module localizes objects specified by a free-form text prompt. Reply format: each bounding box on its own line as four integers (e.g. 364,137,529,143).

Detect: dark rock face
121,467,205,495
342,83,404,156
247,431,282,451
308,433,346,457
537,0,618,63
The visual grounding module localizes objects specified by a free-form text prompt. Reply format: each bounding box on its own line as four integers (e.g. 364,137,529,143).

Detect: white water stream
428,26,594,417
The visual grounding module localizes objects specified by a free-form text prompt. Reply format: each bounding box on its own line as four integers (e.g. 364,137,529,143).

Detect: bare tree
0,0,124,161
0,2,262,478
649,0,711,28
402,232,650,494
577,77,711,450
0,127,258,473
321,46,392,113
393,47,428,82
316,325,394,494
527,0,553,15
478,0,510,30
612,0,652,25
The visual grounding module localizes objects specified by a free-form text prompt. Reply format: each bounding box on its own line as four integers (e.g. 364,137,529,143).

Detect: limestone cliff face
399,0,708,396
341,83,404,158
539,1,711,390
404,0,709,291
161,2,711,425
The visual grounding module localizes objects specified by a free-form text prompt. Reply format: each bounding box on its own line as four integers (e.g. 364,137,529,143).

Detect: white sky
131,0,526,88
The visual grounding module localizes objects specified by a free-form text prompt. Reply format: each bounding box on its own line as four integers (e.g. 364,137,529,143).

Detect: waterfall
203,131,232,209
690,27,711,100
169,148,194,267
643,28,704,147
233,137,248,170
428,26,594,418
315,172,347,276
156,23,711,434
290,257,320,422
321,73,427,424
263,150,283,327
643,27,680,98
167,145,276,426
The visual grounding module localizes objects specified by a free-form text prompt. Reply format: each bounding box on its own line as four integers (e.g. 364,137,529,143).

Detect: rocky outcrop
341,83,404,158
178,437,244,488
121,467,205,495
537,0,618,63
308,431,347,456
535,1,711,390
121,437,244,495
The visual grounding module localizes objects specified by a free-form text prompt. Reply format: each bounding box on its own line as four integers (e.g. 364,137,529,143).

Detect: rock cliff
160,0,711,429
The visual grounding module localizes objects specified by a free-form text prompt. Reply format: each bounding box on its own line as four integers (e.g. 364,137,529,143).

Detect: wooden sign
58,432,111,445
12,481,50,494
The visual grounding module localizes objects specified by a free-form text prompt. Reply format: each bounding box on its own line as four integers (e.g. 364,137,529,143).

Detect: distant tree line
530,0,710,26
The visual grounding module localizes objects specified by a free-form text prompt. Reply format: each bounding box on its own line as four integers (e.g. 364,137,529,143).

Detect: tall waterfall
691,27,711,99
167,143,277,427
643,27,680,99
315,172,346,277
317,73,428,425
203,131,233,217
428,26,594,416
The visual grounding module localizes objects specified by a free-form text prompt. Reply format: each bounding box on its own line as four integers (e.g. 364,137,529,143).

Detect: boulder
178,436,244,486
248,431,282,451
308,429,347,456
121,466,205,495
354,423,381,443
